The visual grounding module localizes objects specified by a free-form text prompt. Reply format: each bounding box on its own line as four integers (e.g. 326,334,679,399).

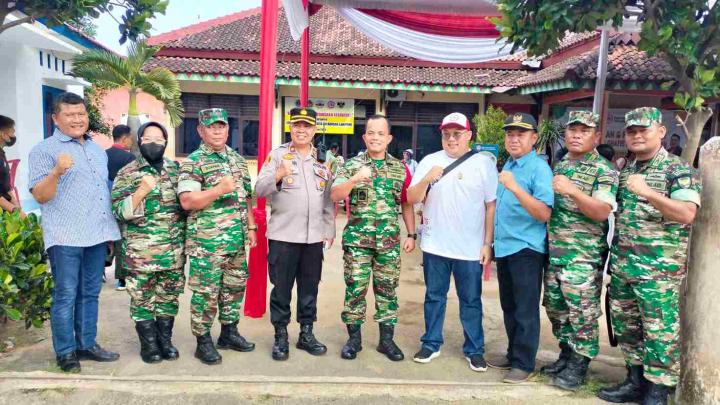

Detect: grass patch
530,370,605,398
20,387,76,395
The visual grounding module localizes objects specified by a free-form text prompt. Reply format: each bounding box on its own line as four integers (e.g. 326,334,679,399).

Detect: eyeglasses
441,132,465,140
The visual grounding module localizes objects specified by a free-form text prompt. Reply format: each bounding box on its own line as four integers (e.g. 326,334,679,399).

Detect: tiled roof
498,31,601,62
146,56,531,87
147,7,671,91
152,7,406,59
517,36,674,87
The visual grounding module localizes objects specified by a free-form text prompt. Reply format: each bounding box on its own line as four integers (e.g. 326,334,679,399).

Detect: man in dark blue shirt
106,124,135,291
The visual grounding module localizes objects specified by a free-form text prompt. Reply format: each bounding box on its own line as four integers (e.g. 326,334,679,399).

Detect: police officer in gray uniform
255,107,335,361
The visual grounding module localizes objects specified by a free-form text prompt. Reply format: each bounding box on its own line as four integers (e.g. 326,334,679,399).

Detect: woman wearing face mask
0,115,23,217
111,122,187,364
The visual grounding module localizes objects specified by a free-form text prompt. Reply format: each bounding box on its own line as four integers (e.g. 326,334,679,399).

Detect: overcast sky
94,0,262,54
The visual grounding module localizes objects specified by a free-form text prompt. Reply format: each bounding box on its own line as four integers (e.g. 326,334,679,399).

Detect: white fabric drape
336,8,513,64
313,0,500,15
283,0,310,40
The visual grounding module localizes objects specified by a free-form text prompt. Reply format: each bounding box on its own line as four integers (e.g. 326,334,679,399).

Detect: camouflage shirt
178,142,252,256
334,152,407,250
549,150,618,266
611,147,702,280
111,156,186,272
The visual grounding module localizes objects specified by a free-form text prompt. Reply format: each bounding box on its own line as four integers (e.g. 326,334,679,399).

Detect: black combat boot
376,323,404,361
552,351,591,391
541,342,572,376
598,365,648,403
341,324,362,360
135,320,162,364
272,324,289,361
642,382,671,405
217,322,256,352
296,324,327,356
155,316,179,360
195,333,222,365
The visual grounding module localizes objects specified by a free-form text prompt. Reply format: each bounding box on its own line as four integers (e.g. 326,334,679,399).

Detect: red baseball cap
440,112,471,131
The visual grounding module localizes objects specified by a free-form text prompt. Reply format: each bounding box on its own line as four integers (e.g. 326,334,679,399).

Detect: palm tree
70,40,183,146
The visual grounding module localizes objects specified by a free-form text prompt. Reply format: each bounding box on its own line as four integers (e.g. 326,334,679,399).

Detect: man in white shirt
406,112,498,372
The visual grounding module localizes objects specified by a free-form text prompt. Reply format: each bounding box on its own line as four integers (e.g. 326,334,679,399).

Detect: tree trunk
126,88,141,156
126,114,142,157
681,107,713,165
678,136,720,404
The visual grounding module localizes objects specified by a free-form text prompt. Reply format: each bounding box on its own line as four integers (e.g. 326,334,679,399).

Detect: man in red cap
407,112,498,372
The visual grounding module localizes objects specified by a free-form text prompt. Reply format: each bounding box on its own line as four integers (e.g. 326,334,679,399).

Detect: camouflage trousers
188,252,248,336
342,245,401,325
127,269,185,322
609,273,681,386
543,262,603,358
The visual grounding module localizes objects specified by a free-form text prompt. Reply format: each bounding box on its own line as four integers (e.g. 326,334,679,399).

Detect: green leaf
5,308,22,321
659,26,673,40
30,264,47,278
700,69,716,84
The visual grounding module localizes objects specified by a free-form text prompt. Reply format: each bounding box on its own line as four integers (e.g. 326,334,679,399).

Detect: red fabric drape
357,9,499,38
245,0,279,318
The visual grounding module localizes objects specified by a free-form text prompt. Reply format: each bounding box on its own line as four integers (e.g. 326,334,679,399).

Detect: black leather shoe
217,322,255,352
76,344,119,362
598,365,648,403
341,324,362,360
376,323,404,361
541,342,572,376
195,333,222,365
296,324,327,356
155,316,179,360
135,320,162,364
56,352,81,373
552,351,591,391
642,382,671,405
272,324,289,361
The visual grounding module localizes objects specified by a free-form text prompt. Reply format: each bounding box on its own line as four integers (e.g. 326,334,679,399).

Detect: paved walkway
0,215,626,404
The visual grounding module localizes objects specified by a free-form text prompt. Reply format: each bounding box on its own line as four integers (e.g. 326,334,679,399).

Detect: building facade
0,12,112,211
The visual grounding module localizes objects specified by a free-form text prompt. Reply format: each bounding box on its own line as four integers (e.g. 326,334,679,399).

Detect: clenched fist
216,176,236,195
552,175,579,197
277,159,294,179
627,174,653,198
423,166,444,185
54,153,73,176
352,166,372,185
138,176,157,193
498,170,518,192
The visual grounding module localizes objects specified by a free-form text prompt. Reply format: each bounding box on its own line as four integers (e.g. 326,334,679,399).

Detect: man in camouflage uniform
331,114,416,361
178,108,258,365
598,107,701,405
112,122,185,364
543,111,619,390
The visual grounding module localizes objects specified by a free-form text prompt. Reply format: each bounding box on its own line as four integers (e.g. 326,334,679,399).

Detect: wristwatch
248,225,258,231
407,233,418,240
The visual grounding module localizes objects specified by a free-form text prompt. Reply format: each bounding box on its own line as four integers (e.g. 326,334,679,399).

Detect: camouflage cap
567,110,599,128
625,107,661,128
198,108,228,126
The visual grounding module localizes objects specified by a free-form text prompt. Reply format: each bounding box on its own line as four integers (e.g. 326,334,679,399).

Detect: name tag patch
200,163,224,174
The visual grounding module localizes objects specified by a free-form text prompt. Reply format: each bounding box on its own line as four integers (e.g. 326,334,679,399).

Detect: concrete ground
0,214,627,404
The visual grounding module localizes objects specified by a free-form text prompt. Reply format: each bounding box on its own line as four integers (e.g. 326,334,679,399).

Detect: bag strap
440,150,477,178
425,150,477,197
